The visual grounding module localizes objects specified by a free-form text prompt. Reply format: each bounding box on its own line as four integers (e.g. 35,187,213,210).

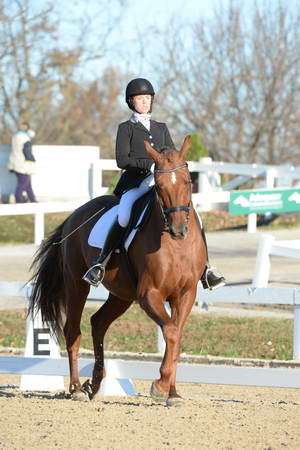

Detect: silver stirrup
82,264,105,287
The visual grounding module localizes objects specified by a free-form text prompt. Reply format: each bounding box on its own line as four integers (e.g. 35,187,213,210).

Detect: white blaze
171,172,177,184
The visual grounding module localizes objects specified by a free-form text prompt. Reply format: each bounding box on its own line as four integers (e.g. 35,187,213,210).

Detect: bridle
154,162,192,233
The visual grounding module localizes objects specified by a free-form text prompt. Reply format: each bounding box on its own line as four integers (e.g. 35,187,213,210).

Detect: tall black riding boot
83,220,126,287
198,221,226,290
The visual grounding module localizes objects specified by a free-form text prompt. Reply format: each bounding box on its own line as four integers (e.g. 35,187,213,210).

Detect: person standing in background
7,122,37,203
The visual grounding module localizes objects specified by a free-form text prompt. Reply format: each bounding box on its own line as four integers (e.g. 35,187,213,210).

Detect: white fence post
198,157,213,211
252,234,275,287
247,213,257,233
266,168,277,189
293,305,300,360
90,162,103,199
34,210,44,245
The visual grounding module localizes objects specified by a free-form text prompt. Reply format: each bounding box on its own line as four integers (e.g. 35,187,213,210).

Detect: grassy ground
0,305,292,360
0,211,300,244
0,213,70,243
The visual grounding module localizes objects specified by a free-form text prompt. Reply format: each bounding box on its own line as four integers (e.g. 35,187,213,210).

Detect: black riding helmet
126,78,155,111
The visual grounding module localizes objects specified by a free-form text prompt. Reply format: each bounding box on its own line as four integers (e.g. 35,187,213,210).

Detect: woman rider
83,78,225,290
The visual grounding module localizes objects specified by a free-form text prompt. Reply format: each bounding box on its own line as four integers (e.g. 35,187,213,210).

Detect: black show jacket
113,119,176,196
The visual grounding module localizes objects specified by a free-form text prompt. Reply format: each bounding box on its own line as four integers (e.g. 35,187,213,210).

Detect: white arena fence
0,194,252,245
90,158,300,199
1,232,300,391
1,281,300,358
92,158,300,233
253,234,300,288
1,281,300,392
1,153,300,241
2,355,300,390
0,195,231,246
0,201,84,245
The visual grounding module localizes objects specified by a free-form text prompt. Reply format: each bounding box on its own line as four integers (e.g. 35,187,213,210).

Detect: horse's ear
144,141,159,162
180,135,191,159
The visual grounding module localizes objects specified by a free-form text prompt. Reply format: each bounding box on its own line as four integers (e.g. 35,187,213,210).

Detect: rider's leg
194,210,225,290
118,174,154,227
82,218,126,286
83,174,154,287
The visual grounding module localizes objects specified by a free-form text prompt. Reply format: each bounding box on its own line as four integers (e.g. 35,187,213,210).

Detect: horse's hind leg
89,293,133,399
63,279,89,400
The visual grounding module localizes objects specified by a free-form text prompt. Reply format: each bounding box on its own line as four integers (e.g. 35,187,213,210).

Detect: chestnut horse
29,136,206,406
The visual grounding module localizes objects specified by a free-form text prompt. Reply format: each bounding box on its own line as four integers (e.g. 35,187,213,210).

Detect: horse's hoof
166,396,184,407
71,390,90,402
150,381,168,402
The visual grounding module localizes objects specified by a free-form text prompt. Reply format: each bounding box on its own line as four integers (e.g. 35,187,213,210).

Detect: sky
95,0,234,84
121,0,221,30
121,0,298,29
57,0,298,88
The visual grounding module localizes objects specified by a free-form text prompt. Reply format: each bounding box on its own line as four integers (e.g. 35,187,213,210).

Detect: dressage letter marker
33,328,51,356
20,307,64,392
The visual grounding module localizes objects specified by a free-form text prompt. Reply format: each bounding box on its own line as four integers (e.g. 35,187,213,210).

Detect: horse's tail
28,221,67,340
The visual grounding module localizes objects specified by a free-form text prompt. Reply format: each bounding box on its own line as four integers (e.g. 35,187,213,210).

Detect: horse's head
144,136,192,240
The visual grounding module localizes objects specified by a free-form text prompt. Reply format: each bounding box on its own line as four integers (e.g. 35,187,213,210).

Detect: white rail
1,356,300,389
0,194,227,245
1,281,300,359
0,201,84,244
1,156,300,239
253,234,300,288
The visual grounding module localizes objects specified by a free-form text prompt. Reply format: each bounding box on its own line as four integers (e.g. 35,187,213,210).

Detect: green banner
229,188,300,215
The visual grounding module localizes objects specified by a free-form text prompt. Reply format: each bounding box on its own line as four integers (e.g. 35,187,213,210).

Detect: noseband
154,162,192,232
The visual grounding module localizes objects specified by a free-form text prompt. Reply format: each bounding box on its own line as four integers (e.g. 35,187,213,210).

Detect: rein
52,207,106,245
154,162,192,233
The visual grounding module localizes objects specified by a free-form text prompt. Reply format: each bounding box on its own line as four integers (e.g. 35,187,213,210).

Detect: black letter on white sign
33,328,51,356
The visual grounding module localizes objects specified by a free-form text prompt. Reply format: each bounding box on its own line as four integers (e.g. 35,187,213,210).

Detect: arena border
1,348,300,369
2,354,300,389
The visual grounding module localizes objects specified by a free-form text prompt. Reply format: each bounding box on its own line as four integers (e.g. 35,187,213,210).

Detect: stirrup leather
82,263,105,287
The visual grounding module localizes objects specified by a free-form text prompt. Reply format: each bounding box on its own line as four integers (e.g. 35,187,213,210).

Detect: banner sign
229,188,300,215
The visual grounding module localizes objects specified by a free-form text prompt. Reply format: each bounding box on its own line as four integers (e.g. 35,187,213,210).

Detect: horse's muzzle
169,225,188,240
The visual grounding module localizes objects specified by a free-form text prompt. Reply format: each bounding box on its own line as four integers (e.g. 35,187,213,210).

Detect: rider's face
132,94,152,114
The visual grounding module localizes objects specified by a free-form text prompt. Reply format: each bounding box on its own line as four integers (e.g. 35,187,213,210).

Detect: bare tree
46,68,128,156
0,0,128,154
152,1,300,165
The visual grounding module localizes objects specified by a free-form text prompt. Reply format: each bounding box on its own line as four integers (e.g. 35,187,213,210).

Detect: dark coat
23,141,35,161
113,119,175,196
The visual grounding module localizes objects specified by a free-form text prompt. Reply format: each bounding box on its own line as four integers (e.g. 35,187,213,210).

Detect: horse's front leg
141,288,196,405
166,289,197,406
140,289,180,401
89,293,132,399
